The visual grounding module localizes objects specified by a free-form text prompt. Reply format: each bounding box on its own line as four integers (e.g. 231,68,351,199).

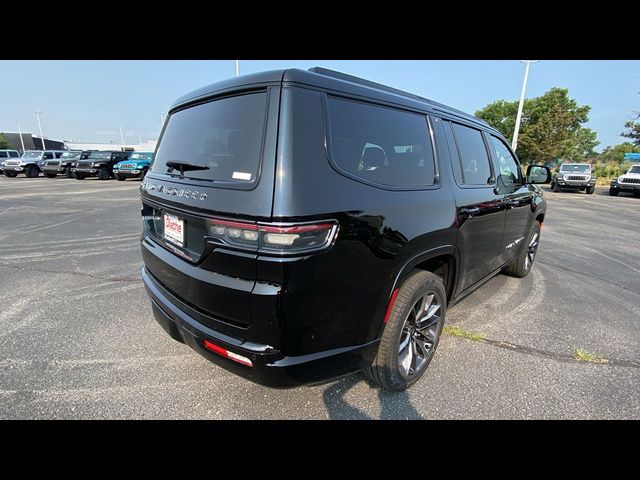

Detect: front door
486,134,533,267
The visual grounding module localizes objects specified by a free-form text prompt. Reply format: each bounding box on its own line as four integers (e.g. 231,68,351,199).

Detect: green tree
475,87,599,164
621,118,640,146
0,133,11,149
598,142,640,163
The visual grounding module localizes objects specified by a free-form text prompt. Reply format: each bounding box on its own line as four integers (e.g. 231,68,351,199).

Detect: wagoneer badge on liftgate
141,181,208,201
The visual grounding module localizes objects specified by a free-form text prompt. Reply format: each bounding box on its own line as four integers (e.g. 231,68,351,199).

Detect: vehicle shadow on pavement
322,373,423,420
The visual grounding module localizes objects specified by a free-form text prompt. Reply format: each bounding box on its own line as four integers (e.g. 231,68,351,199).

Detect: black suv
73,150,131,180
140,68,550,391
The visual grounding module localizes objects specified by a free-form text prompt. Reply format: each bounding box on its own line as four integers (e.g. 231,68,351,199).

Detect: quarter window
451,123,492,186
327,96,437,188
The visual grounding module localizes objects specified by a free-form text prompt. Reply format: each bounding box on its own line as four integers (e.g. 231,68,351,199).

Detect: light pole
119,125,127,151
236,60,240,77
35,111,45,150
17,123,26,152
512,60,540,151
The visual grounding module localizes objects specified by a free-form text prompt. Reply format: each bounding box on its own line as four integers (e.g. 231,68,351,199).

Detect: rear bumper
142,266,379,388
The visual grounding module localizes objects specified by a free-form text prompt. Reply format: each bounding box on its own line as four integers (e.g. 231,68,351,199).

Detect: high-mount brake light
206,219,338,254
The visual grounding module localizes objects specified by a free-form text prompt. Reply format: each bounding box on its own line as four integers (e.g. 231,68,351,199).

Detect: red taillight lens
203,339,253,367
207,219,338,255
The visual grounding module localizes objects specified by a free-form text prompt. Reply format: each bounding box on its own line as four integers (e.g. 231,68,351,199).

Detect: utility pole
17,123,26,152
119,125,127,151
512,60,540,151
160,112,165,128
35,111,45,150
236,60,240,77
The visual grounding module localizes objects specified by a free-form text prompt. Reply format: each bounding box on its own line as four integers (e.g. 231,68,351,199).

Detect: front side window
327,96,437,188
151,92,268,185
9,151,19,158
489,135,522,193
451,123,493,186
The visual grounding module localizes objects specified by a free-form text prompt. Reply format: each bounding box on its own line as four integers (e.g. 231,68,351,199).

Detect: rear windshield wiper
165,160,210,177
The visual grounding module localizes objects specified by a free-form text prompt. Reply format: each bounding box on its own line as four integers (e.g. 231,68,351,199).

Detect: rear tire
25,165,39,178
586,186,595,194
609,188,619,196
365,270,446,392
503,221,541,278
97,168,111,180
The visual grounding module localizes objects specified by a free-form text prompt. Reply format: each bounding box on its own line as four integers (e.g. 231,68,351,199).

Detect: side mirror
526,165,551,184
591,168,596,174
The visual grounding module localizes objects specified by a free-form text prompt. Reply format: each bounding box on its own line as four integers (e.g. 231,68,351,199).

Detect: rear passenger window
327,96,437,188
451,123,492,186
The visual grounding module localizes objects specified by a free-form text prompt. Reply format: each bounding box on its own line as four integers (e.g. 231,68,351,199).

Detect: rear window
326,96,437,188
151,92,268,184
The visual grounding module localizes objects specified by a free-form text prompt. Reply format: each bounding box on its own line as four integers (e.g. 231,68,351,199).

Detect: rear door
140,87,280,326
443,121,506,292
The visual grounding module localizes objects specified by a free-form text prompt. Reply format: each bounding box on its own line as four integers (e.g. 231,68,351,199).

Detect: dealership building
2,132,156,153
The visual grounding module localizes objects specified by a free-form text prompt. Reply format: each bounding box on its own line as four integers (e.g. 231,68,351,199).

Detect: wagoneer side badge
141,181,208,201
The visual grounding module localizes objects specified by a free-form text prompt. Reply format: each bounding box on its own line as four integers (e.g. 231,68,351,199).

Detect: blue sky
1,60,638,151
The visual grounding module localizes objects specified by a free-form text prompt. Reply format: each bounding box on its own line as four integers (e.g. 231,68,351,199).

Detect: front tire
4,171,18,178
25,165,39,178
609,188,619,196
75,174,86,180
503,221,541,278
45,173,57,178
552,181,561,192
586,186,595,194
365,270,446,392
65,169,74,178
116,174,125,181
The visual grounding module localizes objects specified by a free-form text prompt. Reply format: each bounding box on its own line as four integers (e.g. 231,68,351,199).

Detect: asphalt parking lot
0,176,638,419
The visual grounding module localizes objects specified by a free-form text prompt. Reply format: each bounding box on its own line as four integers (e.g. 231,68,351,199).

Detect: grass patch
443,325,486,342
573,347,609,364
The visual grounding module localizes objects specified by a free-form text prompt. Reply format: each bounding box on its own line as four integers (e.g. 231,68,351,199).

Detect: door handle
460,207,480,218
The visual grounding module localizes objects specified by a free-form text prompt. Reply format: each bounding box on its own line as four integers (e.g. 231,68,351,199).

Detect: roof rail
307,66,489,127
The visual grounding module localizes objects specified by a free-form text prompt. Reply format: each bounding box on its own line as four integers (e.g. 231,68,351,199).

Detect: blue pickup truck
113,152,154,181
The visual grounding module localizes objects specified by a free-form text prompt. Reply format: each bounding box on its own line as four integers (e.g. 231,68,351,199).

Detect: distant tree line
475,88,640,176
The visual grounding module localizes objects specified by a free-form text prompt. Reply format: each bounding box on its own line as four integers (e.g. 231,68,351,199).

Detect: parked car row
0,149,153,180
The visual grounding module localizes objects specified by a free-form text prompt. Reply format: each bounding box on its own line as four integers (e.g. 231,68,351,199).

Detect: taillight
206,219,338,255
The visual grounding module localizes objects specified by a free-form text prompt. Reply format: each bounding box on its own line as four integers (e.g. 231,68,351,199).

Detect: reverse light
206,219,338,255
203,339,253,367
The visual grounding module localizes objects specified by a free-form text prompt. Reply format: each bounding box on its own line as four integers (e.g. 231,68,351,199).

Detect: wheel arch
369,245,459,342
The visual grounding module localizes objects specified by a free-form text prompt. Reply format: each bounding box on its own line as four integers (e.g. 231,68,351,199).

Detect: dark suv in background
140,68,550,391
73,150,131,180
